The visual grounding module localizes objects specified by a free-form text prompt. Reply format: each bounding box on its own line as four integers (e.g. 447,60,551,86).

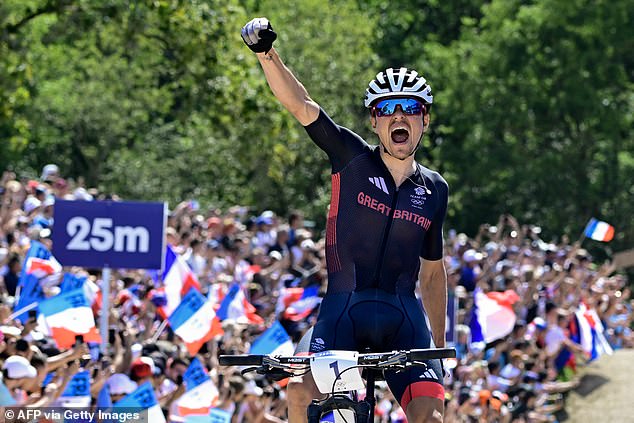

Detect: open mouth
391,128,410,144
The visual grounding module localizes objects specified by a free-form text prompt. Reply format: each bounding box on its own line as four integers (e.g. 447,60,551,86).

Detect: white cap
300,239,316,250
2,355,37,379
130,343,143,360
73,187,94,201
42,196,55,207
462,249,483,263
532,317,547,331
106,373,138,396
23,196,42,214
41,164,59,181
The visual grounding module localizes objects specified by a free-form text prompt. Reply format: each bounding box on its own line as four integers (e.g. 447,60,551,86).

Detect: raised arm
242,18,319,126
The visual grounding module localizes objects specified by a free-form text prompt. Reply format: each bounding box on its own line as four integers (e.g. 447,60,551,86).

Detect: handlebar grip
409,348,456,361
218,354,264,366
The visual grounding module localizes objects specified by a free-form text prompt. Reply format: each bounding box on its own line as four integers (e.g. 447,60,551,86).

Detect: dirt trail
559,348,634,422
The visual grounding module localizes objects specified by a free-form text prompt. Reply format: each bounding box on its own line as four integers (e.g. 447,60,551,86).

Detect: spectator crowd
0,165,632,423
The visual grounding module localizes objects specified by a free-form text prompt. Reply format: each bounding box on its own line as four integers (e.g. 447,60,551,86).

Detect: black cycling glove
241,17,277,54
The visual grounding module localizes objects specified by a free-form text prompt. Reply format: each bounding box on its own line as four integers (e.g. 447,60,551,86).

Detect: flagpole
100,266,111,355
577,217,592,246
5,302,39,323
14,286,21,306
151,319,169,343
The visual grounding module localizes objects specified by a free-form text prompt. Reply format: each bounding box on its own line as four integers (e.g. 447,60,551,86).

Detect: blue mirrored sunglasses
373,98,425,117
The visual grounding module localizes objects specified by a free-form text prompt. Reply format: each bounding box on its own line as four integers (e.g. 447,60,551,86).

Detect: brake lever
241,366,260,376
261,368,294,381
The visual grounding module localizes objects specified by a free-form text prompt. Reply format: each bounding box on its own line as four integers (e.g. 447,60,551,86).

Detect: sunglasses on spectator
372,98,426,117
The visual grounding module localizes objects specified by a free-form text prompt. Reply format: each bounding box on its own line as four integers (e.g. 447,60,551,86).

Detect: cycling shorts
296,289,444,410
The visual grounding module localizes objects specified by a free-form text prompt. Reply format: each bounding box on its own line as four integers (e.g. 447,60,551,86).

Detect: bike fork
307,397,372,423
307,402,322,423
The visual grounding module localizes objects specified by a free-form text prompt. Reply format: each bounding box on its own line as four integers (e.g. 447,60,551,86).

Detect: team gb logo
410,186,428,209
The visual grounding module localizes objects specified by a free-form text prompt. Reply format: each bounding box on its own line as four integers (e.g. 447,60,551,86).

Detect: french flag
584,218,615,242
278,287,304,310
572,304,613,361
25,256,62,279
216,283,264,325
14,240,60,322
250,321,295,356
158,245,201,319
177,358,219,416
469,288,520,344
114,381,165,423
168,289,223,356
60,273,101,312
38,288,101,349
282,285,321,322
56,370,91,407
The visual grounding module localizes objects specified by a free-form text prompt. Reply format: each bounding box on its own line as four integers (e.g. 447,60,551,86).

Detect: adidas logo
419,369,438,380
369,177,389,194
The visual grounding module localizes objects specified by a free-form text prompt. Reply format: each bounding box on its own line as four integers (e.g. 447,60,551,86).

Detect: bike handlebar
218,347,456,368
219,354,266,366
409,347,456,361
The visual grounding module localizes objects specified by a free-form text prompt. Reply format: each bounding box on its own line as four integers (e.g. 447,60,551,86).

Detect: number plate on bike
310,350,365,394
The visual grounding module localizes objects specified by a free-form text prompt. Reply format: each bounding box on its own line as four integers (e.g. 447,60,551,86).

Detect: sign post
53,200,166,353
100,266,111,354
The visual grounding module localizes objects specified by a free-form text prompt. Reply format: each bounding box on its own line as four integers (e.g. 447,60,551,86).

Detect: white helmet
364,67,433,108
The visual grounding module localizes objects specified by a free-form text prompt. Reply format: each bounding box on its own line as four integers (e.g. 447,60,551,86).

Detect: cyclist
241,18,449,423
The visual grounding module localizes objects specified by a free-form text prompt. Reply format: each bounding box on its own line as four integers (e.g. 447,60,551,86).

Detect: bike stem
364,369,376,412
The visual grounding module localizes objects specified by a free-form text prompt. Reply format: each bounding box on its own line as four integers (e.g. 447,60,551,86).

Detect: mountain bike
219,347,456,422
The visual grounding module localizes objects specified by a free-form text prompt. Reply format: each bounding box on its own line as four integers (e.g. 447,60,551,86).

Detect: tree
427,0,633,248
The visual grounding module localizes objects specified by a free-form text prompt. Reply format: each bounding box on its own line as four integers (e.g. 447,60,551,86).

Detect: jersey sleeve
421,174,449,261
303,108,367,173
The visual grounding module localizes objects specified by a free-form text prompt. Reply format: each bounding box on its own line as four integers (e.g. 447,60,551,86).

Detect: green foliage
1,0,632,253
428,0,633,250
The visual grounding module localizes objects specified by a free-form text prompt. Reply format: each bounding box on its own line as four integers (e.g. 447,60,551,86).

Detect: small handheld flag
38,288,101,348
282,285,321,322
56,370,91,407
14,240,60,322
584,218,615,242
216,283,264,325
183,358,211,391
158,245,201,318
168,289,223,356
250,321,294,356
114,381,166,423
469,288,519,344
177,358,218,416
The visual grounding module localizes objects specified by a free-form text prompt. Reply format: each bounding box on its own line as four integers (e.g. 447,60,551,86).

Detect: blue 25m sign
52,200,167,269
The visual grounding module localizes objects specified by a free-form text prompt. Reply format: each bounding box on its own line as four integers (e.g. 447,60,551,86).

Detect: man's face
370,99,429,160
110,393,127,403
24,364,47,393
6,376,35,391
168,363,187,381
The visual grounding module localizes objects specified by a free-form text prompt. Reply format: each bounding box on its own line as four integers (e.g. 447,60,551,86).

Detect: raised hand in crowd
89,359,115,399
45,342,89,372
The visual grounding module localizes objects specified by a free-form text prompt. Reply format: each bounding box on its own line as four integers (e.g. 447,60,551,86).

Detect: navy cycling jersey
304,109,448,296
